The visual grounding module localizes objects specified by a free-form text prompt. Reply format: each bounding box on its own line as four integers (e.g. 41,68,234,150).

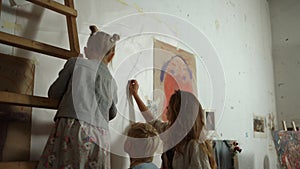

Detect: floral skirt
37,118,110,169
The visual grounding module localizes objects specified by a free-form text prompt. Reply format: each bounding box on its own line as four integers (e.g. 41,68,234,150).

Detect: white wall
270,0,300,129
0,0,278,168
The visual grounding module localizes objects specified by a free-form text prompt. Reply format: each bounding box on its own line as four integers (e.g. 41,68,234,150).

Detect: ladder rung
0,161,38,169
0,32,78,59
26,0,77,17
0,91,59,109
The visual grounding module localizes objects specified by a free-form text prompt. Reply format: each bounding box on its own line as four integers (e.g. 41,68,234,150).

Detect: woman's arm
129,80,169,134
129,80,154,122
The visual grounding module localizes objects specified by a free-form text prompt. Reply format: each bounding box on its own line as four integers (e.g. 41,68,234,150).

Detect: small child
37,25,120,169
124,122,160,169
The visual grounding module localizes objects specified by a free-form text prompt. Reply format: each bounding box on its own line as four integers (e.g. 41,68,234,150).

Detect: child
129,80,217,169
124,122,160,169
37,25,120,169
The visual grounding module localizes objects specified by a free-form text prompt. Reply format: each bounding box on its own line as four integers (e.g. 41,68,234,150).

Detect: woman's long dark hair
167,90,217,169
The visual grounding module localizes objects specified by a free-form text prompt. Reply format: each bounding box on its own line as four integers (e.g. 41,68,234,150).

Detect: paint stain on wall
2,20,23,31
114,0,143,14
133,3,143,13
115,0,129,6
245,132,249,138
226,0,236,7
177,6,182,13
267,90,274,96
215,20,220,31
229,1,236,7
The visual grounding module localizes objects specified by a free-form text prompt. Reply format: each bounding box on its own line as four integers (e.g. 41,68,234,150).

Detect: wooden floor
0,161,38,169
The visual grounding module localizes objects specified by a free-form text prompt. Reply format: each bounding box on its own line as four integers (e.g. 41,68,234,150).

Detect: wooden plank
0,161,38,169
0,91,59,109
0,53,34,161
26,0,77,17
64,0,80,55
0,32,77,59
0,0,2,16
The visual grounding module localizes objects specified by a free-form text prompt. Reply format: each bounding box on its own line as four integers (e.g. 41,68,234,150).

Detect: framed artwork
253,114,267,138
153,39,197,121
205,109,215,131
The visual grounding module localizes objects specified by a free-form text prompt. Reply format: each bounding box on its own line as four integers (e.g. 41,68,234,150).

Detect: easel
282,121,298,131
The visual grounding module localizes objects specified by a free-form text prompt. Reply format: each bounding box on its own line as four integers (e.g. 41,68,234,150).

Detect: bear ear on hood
89,25,99,36
110,34,120,43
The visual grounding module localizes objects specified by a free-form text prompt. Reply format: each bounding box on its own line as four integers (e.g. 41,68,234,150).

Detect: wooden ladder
0,0,79,168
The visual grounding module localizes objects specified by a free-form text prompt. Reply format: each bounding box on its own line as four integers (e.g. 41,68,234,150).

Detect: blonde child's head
84,25,120,62
124,122,160,163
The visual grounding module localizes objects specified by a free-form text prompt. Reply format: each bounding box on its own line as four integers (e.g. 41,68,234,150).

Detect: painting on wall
205,109,215,131
253,114,267,138
0,53,35,161
153,39,197,121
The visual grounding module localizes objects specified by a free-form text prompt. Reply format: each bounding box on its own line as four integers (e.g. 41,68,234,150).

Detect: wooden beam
0,0,2,17
0,161,38,169
0,32,77,59
0,91,59,109
64,0,80,55
26,0,77,17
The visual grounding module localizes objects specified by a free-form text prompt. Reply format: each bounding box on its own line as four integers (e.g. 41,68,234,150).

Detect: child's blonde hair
125,122,160,163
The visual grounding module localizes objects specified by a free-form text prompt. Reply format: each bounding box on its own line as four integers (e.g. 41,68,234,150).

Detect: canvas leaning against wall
153,39,197,121
272,130,300,169
0,54,35,161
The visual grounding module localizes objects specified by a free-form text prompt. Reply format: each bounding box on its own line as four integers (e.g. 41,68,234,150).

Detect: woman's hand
128,79,154,121
129,79,139,96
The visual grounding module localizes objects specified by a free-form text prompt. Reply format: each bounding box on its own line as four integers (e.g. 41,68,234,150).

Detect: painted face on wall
161,55,194,121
